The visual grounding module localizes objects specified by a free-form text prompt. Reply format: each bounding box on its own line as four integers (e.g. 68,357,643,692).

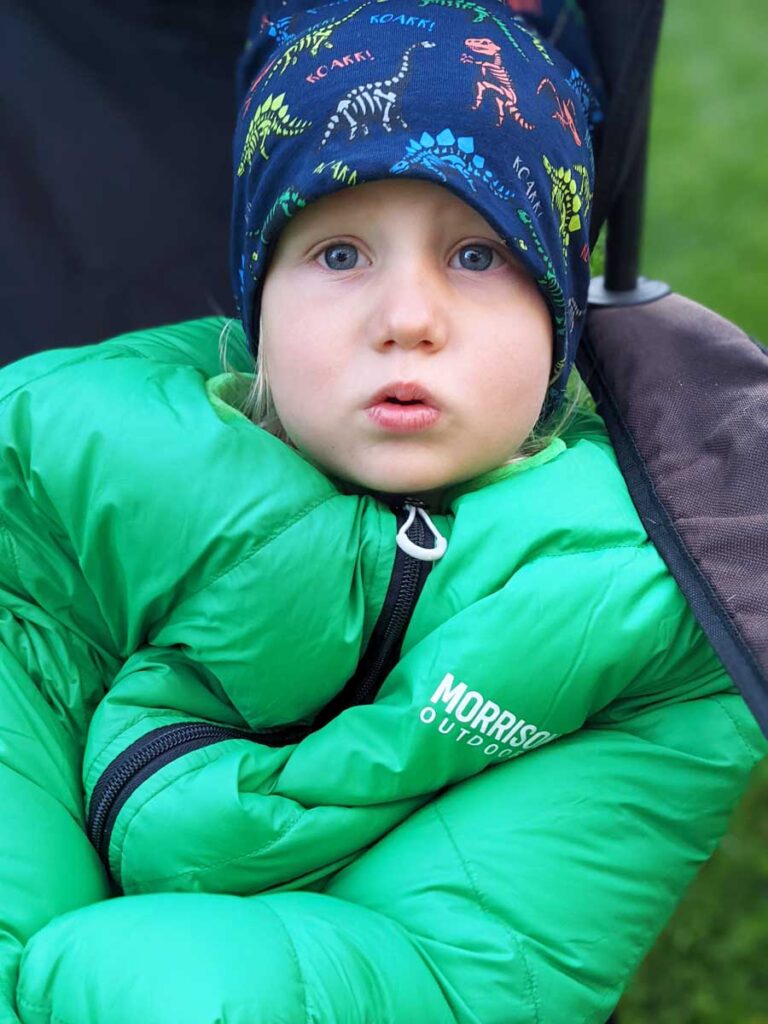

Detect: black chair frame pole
581,0,668,303
577,5,669,1021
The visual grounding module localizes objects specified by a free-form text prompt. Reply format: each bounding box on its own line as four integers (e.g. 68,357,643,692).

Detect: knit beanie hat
231,0,601,411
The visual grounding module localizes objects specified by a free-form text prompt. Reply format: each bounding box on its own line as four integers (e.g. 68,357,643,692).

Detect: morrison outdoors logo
419,672,559,760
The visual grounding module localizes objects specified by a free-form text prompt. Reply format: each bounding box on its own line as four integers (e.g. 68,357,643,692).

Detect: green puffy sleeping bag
0,318,764,1024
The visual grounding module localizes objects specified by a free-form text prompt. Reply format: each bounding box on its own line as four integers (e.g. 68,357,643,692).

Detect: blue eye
322,243,358,270
457,244,496,271
317,241,502,272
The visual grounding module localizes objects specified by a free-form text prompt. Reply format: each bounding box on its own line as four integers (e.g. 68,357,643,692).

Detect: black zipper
313,502,432,724
86,501,438,868
86,719,309,864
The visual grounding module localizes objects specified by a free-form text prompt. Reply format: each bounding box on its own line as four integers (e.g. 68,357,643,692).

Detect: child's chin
354,471,453,501
329,450,464,499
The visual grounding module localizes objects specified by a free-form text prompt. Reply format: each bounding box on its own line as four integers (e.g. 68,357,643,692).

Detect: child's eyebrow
295,215,504,242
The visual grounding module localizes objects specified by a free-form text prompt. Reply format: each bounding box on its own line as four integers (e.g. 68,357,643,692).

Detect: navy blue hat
231,0,601,409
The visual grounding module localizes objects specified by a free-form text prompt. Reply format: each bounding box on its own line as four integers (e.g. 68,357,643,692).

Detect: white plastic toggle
396,504,448,562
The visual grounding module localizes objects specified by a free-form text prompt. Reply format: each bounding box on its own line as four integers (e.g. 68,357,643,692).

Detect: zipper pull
396,503,448,562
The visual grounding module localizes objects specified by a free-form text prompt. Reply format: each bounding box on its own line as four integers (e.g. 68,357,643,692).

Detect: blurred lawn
641,0,768,341
619,759,768,1022
617,2,768,1020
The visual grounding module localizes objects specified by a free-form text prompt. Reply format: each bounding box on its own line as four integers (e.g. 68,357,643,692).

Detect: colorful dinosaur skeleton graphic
575,164,592,217
504,10,553,65
262,14,295,45
320,41,436,145
517,208,566,349
542,156,591,258
241,57,278,121
390,128,514,199
537,77,581,145
261,2,372,88
258,187,307,243
566,66,602,130
237,94,312,173
314,158,360,185
244,187,308,280
461,38,536,130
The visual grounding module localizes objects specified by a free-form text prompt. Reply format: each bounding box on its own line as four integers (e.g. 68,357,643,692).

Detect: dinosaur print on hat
320,41,437,145
461,38,536,130
537,77,581,145
232,0,600,411
390,128,515,200
238,95,312,172
542,156,591,259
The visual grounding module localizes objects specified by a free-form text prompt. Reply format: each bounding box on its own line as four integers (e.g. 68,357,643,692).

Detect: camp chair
578,0,767,755
545,0,768,1019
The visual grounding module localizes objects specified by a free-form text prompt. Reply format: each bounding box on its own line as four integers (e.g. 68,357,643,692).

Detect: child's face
260,178,552,499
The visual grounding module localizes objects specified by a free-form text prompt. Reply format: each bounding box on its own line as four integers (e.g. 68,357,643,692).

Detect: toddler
2,1,765,1022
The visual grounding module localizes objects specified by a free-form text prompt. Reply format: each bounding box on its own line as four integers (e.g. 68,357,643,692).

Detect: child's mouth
366,402,441,432
365,382,441,433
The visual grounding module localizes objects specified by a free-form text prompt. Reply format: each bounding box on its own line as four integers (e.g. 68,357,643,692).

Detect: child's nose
373,268,449,352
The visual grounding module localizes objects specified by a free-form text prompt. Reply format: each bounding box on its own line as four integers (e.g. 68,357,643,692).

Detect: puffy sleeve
0,317,264,660
324,677,767,1022
81,644,427,897
0,643,109,1023
33,655,765,1024
0,316,251,1021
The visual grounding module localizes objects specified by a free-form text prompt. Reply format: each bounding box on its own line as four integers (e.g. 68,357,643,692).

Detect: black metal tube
604,108,650,292
578,0,665,291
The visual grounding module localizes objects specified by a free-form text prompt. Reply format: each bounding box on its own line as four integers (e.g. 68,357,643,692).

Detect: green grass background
613,2,768,1019
640,0,767,340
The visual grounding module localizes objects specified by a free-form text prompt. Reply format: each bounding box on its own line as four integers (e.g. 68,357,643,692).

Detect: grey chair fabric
579,295,768,735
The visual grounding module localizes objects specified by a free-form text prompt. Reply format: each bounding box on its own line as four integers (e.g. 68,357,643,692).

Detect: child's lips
366,402,441,433
366,380,439,408
365,382,441,433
